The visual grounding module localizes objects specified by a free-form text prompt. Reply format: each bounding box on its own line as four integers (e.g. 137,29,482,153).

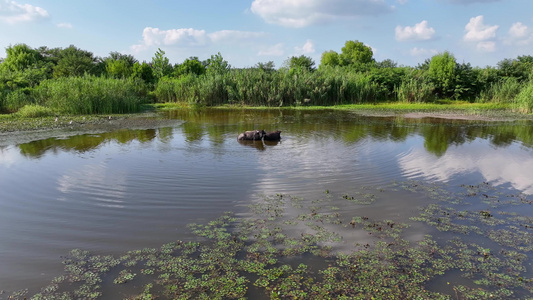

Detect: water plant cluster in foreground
3,181,533,299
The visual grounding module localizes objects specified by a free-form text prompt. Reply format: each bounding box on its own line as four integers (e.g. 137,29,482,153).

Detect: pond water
1,109,533,298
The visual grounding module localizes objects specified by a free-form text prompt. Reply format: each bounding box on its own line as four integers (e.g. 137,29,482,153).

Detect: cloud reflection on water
57,162,128,208
398,139,533,194
0,146,23,169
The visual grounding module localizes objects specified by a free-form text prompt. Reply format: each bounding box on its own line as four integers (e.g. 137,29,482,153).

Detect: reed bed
2,67,533,115
513,81,533,113
155,68,390,107
32,76,148,114
476,77,523,104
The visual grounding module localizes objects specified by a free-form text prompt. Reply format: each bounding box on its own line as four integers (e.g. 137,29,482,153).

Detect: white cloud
509,22,528,39
463,15,498,42
505,22,533,46
144,27,209,47
208,30,267,43
294,40,315,54
56,22,73,29
463,15,499,52
131,27,266,53
0,0,48,24
395,20,435,41
476,41,496,52
258,43,284,56
409,47,438,56
250,0,393,28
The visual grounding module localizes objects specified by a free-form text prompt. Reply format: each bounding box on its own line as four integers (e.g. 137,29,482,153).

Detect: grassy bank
3,44,533,116
2,66,533,116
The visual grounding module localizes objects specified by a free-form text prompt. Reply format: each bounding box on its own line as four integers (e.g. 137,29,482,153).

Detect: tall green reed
33,75,148,114
154,67,390,107
394,70,435,103
3,88,34,112
476,77,524,104
513,80,533,113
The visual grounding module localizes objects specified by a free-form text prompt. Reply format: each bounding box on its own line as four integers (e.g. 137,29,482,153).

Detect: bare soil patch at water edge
0,114,183,146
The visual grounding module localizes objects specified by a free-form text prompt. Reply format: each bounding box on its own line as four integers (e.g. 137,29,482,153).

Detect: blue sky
1,0,532,68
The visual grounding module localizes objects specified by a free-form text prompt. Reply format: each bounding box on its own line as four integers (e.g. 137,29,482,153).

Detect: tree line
1,40,533,115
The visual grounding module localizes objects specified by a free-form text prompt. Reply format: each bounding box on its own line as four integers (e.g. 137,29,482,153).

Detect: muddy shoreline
0,112,183,147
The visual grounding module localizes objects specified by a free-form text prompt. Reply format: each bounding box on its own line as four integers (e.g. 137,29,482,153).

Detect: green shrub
16,104,56,117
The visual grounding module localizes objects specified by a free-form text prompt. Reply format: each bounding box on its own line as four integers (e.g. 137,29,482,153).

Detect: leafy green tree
53,45,97,77
0,44,51,88
151,48,172,79
340,40,374,67
173,57,205,77
106,60,132,78
108,52,137,66
497,55,533,82
132,61,155,84
36,46,62,71
320,50,340,67
375,59,398,69
367,67,406,99
255,61,275,72
428,51,456,98
475,66,499,92
453,62,478,100
416,58,431,71
204,52,230,75
284,55,315,72
1,44,43,72
104,52,138,78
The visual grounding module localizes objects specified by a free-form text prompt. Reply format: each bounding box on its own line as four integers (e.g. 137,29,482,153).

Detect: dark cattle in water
237,130,265,141
263,130,281,141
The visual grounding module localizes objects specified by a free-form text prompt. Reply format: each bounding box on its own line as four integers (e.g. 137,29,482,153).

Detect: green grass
205,101,512,114
332,101,510,111
15,104,56,118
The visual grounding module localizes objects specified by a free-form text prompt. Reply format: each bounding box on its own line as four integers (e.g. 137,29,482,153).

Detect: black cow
263,130,281,141
237,130,265,141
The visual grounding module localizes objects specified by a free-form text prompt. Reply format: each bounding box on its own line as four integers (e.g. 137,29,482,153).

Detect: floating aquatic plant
5,181,533,299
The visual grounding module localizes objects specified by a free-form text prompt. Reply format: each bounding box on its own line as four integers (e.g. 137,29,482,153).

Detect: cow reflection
238,139,265,151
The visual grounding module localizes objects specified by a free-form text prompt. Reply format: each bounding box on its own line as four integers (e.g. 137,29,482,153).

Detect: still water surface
1,109,533,296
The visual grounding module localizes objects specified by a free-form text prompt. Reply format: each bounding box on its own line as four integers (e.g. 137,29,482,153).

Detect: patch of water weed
350,216,409,239
5,182,533,299
397,180,456,203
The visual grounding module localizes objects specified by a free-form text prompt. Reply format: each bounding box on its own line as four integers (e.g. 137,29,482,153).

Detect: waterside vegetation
1,41,533,118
